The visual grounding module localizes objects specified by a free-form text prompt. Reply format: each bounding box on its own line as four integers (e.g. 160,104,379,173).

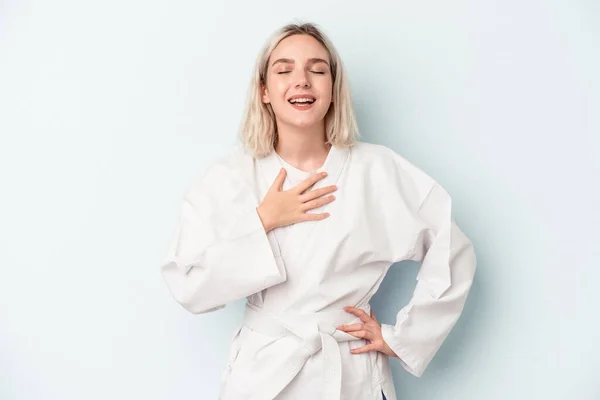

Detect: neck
275,124,330,172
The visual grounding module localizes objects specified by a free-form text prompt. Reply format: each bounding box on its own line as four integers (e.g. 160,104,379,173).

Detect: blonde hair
238,22,360,158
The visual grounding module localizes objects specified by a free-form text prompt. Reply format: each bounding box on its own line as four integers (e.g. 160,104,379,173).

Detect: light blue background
1,1,598,399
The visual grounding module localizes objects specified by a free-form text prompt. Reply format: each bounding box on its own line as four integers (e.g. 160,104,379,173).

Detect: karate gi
160,141,477,400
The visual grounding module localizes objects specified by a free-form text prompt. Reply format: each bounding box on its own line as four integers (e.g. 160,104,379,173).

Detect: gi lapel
257,144,350,259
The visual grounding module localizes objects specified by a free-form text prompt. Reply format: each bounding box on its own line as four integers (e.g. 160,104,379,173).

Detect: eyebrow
271,58,330,67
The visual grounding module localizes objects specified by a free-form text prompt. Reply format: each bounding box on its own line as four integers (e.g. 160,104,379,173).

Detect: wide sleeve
160,163,287,314
380,182,477,377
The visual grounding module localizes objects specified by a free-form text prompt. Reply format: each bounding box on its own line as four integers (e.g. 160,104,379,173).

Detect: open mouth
288,97,316,105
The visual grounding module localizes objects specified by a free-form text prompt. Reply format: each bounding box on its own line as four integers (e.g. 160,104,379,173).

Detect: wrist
256,206,274,233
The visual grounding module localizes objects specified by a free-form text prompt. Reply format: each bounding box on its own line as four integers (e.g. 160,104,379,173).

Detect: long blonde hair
238,22,360,158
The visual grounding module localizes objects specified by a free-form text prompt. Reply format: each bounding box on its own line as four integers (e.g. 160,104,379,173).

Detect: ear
261,83,270,104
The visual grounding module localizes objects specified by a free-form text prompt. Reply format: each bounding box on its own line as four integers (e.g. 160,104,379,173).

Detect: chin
286,115,328,129
293,119,318,126
291,121,322,131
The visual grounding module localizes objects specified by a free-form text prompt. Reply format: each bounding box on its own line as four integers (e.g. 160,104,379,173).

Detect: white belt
242,301,370,400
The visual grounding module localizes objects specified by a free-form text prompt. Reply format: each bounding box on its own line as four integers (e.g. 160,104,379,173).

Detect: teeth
289,98,314,104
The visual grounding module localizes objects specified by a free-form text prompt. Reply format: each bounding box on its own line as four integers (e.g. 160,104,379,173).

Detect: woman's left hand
337,306,398,358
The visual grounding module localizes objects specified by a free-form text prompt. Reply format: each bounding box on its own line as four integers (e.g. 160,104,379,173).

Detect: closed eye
276,71,326,75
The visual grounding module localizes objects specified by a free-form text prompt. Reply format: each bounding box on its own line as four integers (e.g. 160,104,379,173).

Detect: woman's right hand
256,168,337,233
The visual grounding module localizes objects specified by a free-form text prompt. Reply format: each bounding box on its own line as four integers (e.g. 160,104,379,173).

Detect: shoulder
352,140,425,172
205,145,252,176
351,141,438,203
185,145,256,206
194,145,254,186
351,141,420,170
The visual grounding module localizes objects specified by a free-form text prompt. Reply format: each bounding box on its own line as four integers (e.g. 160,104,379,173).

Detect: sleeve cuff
247,208,286,285
380,323,426,377
266,228,282,259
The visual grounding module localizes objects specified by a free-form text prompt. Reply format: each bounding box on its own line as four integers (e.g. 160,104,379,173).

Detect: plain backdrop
1,1,599,399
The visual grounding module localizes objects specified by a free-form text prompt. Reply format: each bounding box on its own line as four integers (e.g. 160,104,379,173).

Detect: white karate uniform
160,141,477,400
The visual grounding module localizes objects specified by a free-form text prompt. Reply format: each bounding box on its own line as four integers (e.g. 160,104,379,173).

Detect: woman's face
261,34,333,133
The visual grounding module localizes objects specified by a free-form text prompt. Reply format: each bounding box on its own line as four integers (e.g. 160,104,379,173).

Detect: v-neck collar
275,154,312,183
275,145,335,184
260,144,348,192
258,143,350,257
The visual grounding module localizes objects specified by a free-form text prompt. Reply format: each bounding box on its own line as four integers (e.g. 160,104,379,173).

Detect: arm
160,166,286,314
380,182,477,377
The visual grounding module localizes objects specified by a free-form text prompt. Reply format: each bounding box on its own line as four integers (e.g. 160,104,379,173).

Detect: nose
294,70,311,88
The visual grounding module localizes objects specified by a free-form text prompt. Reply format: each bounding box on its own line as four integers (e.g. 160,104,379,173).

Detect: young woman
161,22,477,400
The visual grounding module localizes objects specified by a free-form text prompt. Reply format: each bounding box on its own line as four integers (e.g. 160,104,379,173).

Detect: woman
160,22,477,400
